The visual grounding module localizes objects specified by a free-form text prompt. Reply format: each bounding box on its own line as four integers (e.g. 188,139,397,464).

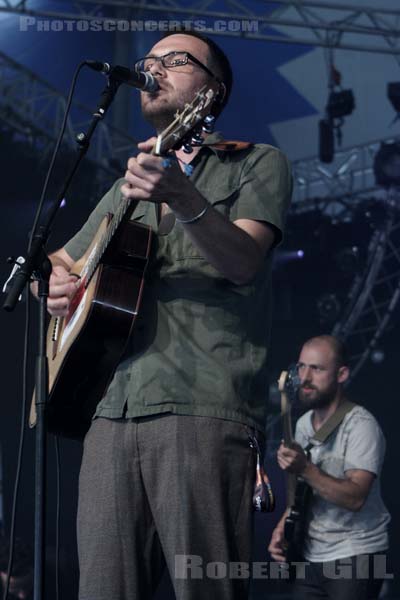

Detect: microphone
2,256,26,303
85,60,159,93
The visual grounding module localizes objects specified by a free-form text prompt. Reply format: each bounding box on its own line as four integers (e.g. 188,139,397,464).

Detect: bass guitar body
278,369,311,579
283,477,312,567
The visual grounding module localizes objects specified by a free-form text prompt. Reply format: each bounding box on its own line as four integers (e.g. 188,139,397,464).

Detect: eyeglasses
134,51,218,81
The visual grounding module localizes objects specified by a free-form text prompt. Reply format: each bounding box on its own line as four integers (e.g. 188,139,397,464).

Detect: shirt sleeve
234,145,293,246
343,413,386,476
64,178,124,261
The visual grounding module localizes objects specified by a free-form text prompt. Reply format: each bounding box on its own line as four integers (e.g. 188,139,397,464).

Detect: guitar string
84,196,133,287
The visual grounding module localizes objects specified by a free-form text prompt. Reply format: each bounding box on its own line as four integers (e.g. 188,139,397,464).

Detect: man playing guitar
33,31,292,600
269,335,390,600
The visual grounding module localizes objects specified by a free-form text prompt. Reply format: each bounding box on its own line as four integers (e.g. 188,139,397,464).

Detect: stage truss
333,188,400,381
0,50,139,198
1,0,400,57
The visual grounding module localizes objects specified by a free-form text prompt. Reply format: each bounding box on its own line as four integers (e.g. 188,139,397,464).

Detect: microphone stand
3,76,122,600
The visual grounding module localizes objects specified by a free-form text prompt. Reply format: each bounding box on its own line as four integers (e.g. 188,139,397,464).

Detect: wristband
175,202,209,224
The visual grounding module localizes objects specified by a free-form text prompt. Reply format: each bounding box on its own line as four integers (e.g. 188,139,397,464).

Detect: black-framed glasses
134,51,218,80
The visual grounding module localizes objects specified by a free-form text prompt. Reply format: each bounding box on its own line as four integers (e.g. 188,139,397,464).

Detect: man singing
40,32,292,599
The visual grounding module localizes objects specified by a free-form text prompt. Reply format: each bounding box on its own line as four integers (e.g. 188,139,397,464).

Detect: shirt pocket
202,182,240,222
162,183,241,265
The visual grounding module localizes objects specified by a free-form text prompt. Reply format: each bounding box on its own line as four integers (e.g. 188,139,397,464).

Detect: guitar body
284,478,312,568
30,215,152,439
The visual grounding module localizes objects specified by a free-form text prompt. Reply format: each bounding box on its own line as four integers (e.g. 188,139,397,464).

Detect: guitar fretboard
84,194,136,287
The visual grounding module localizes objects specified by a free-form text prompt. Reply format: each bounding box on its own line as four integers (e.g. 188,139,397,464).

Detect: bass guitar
278,369,311,572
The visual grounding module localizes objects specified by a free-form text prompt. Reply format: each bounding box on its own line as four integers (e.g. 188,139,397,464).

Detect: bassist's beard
299,379,339,409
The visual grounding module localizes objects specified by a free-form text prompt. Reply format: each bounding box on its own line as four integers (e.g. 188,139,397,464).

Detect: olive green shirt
64,136,292,432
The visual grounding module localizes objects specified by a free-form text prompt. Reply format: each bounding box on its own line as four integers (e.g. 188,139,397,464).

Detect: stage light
319,85,355,163
274,249,305,267
371,349,385,364
373,142,400,187
327,90,355,119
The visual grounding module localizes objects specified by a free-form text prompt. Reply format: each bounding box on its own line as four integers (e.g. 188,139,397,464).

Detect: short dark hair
162,31,233,117
0,536,33,577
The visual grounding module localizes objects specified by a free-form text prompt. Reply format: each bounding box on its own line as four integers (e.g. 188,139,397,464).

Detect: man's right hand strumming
46,265,79,316
30,248,78,316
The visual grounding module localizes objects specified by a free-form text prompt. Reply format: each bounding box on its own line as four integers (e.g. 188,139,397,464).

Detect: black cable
2,293,30,600
28,61,88,251
3,60,88,600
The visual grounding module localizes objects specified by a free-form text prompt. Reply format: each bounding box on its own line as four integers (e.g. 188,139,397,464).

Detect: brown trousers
77,414,257,600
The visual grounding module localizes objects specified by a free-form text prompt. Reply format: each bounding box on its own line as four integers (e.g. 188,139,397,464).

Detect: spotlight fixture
371,349,385,364
327,89,355,120
319,63,355,164
373,142,400,187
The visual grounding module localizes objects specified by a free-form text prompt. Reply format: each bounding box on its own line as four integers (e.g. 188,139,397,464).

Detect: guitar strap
305,399,356,452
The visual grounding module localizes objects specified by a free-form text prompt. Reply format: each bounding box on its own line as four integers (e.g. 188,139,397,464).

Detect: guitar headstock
278,364,300,401
278,370,288,393
278,364,301,443
153,80,220,156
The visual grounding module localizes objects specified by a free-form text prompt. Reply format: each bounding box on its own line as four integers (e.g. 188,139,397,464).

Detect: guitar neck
279,370,298,508
82,83,221,287
281,389,294,446
85,195,139,286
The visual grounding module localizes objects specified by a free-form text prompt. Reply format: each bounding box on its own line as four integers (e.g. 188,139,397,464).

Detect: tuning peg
202,115,215,134
182,143,194,154
191,132,204,146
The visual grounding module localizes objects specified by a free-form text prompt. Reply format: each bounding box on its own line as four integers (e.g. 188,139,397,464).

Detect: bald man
268,335,390,600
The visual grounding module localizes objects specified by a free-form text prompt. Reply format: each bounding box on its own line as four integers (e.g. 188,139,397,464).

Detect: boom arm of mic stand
1,76,122,600
2,77,122,313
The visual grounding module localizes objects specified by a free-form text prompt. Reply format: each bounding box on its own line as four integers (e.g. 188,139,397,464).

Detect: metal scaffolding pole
0,50,139,197
1,0,400,56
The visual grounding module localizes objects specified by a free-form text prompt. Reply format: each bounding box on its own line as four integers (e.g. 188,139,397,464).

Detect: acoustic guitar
30,82,220,439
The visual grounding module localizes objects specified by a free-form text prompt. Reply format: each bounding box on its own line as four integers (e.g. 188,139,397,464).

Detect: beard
141,88,188,133
299,379,339,409
142,100,176,133
141,79,206,134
